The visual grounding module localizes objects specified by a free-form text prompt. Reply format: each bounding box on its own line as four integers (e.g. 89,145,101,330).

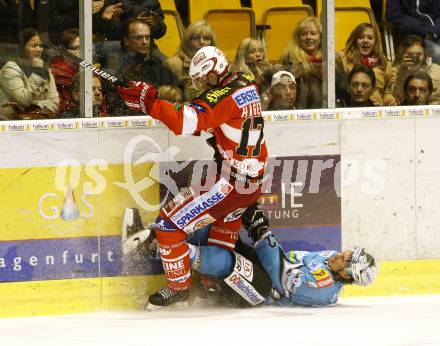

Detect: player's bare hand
102,2,123,21
92,0,105,14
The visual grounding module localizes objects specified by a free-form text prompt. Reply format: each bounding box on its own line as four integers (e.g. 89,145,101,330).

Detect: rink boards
1,108,440,317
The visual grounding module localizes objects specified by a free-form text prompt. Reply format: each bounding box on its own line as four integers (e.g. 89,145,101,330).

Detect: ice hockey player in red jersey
118,46,268,310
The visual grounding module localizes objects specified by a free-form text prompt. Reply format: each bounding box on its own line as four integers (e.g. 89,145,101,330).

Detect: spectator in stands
106,19,176,83
48,1,114,43
105,19,178,114
94,0,166,61
157,85,183,104
280,16,323,109
60,74,108,118
388,35,440,105
50,28,80,114
230,38,281,97
402,71,433,105
341,64,376,107
0,0,47,44
91,75,108,116
265,70,297,111
164,20,216,102
336,23,396,107
0,28,59,120
386,0,440,65
0,1,15,42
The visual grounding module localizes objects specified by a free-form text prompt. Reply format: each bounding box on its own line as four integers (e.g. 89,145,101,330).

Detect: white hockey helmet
344,247,378,286
189,46,229,87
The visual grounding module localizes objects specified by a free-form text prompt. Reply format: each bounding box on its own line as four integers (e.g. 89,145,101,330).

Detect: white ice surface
1,295,440,346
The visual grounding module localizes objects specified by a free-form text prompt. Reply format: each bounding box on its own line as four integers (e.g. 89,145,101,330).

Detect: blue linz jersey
187,228,344,307
254,235,344,307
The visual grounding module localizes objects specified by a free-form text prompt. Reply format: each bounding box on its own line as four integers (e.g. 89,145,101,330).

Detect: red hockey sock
207,224,240,250
155,229,191,291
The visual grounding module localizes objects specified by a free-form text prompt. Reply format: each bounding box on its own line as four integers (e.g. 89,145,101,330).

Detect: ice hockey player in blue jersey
187,203,377,307
122,204,378,308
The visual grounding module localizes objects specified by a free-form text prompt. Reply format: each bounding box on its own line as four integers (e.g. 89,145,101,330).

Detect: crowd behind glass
0,0,439,120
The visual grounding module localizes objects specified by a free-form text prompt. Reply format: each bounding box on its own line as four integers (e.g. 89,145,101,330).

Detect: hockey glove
117,81,157,114
241,202,270,243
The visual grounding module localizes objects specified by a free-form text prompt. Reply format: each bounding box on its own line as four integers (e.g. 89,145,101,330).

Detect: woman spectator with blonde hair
336,22,397,106
164,20,216,102
230,37,282,109
280,16,323,109
230,37,278,84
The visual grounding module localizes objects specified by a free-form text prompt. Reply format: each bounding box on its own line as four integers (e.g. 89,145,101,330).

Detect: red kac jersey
149,72,268,178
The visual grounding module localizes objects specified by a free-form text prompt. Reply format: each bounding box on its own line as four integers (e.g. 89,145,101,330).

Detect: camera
411,55,420,64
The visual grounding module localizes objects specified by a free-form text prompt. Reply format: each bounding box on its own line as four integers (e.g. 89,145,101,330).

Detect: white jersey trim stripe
220,123,261,145
182,105,198,135
168,272,191,282
207,238,236,249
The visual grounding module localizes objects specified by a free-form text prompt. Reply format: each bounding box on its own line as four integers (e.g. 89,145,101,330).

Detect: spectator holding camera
386,0,440,65
48,1,119,43
402,71,433,106
336,23,396,107
0,28,59,120
388,35,440,105
95,0,166,60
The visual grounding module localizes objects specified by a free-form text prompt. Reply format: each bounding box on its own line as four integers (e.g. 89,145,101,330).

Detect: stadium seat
316,0,371,18
188,0,242,23
159,0,176,11
261,6,314,62
155,9,184,58
203,9,256,62
250,0,304,24
334,7,377,52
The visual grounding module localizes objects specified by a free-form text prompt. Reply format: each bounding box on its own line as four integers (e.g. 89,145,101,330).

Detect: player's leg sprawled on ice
117,46,268,309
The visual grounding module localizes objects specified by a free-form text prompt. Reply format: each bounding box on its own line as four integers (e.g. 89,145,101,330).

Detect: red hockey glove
117,81,157,114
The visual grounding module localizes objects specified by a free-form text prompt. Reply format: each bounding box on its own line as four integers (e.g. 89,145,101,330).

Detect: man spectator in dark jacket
342,64,376,107
386,0,440,64
402,71,433,105
104,18,179,115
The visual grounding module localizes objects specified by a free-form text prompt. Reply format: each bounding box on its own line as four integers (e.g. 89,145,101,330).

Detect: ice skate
146,287,190,311
197,276,223,305
121,208,155,255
